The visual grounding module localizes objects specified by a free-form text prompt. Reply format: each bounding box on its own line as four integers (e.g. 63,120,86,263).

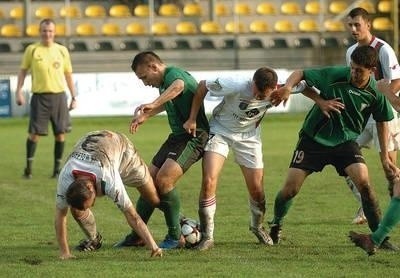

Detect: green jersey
302,66,394,147
160,66,209,135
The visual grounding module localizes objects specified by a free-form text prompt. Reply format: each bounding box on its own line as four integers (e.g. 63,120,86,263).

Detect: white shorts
356,121,400,152
205,130,264,169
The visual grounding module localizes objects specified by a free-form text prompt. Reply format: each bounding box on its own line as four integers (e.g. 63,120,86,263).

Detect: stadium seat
134,4,151,17
234,3,252,15
358,0,376,13
225,21,246,34
173,39,192,50
200,21,221,34
151,22,171,35
9,6,24,20
320,37,340,48
294,38,314,48
95,41,114,51
148,39,166,50
281,2,302,15
256,2,277,15
69,41,89,52
35,6,55,19
26,24,40,37
55,23,67,36
84,5,106,18
249,20,269,33
101,23,121,36
158,3,181,17
126,22,147,35
324,19,345,31
328,1,348,14
76,23,97,36
1,24,22,37
60,5,81,18
377,0,391,13
304,1,322,15
109,4,131,17
246,38,264,49
222,38,237,49
0,42,11,52
274,20,295,32
372,17,393,31
214,3,230,16
183,2,203,17
198,39,217,49
270,38,289,48
120,40,140,51
176,21,198,35
298,19,319,32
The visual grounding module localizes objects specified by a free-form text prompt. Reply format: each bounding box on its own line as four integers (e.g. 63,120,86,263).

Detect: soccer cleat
194,237,214,251
348,231,376,256
379,237,399,252
113,232,145,248
351,207,367,225
23,168,32,179
75,233,103,252
250,226,274,245
268,223,282,244
159,235,185,250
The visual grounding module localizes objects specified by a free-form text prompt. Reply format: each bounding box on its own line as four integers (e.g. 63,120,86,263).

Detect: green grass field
1,113,399,277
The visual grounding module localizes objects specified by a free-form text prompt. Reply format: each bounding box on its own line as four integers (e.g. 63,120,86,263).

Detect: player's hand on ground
183,120,197,137
270,86,291,106
151,248,163,257
317,98,345,118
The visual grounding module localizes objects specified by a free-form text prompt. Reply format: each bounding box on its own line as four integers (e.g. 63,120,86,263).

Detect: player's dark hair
351,45,378,69
253,67,278,91
66,179,94,210
131,51,163,72
348,7,371,22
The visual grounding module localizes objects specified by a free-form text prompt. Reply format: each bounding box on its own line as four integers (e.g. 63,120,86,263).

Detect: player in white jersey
183,67,280,250
344,8,400,226
55,130,162,259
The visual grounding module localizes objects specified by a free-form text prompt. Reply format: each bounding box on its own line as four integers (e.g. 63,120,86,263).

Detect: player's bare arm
15,69,28,106
130,105,165,134
65,72,77,110
183,80,208,137
270,70,304,106
376,121,399,176
55,207,76,260
151,79,185,109
377,79,400,112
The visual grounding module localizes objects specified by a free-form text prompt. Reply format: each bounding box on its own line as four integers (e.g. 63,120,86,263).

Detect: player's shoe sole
75,233,103,252
348,231,376,256
113,232,145,248
250,226,274,245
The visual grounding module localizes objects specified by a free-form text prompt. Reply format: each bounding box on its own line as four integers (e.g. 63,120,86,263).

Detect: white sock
249,198,266,228
198,196,216,240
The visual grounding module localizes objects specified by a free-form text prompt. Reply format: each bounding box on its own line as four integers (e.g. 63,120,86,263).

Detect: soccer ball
180,217,202,248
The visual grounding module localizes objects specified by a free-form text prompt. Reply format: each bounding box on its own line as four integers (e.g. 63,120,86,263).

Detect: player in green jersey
267,45,398,248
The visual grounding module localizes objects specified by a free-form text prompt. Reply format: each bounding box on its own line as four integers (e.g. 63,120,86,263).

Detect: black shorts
289,133,365,176
152,130,208,173
29,93,69,136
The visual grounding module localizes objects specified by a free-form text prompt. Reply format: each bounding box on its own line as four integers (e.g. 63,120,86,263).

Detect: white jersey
56,130,150,211
206,76,272,134
346,36,400,133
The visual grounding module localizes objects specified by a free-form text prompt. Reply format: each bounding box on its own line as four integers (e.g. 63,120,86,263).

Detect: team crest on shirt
246,108,260,117
53,61,60,69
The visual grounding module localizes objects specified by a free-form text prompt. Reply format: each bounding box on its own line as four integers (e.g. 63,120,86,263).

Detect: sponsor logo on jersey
348,89,360,96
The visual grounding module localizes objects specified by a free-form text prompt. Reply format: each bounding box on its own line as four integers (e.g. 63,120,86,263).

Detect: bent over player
55,130,162,259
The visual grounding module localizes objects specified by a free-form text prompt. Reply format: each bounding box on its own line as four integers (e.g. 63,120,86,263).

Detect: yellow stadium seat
176,21,198,35
26,24,40,37
214,3,230,16
329,1,348,14
9,6,24,20
274,20,295,32
225,21,246,33
109,4,131,17
134,4,151,17
377,0,392,13
281,2,302,15
158,3,181,17
359,0,376,13
200,21,221,34
298,19,319,32
234,3,252,15
372,17,393,31
1,24,22,37
60,5,81,18
55,23,67,36
76,23,97,36
84,4,106,18
256,2,277,15
183,2,203,17
101,23,121,36
324,19,345,31
35,6,55,19
126,22,147,35
151,22,171,35
249,20,269,33
305,1,322,15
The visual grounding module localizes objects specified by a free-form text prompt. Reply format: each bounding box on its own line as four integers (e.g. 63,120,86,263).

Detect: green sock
159,188,181,240
371,197,400,245
132,196,155,235
271,190,293,225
